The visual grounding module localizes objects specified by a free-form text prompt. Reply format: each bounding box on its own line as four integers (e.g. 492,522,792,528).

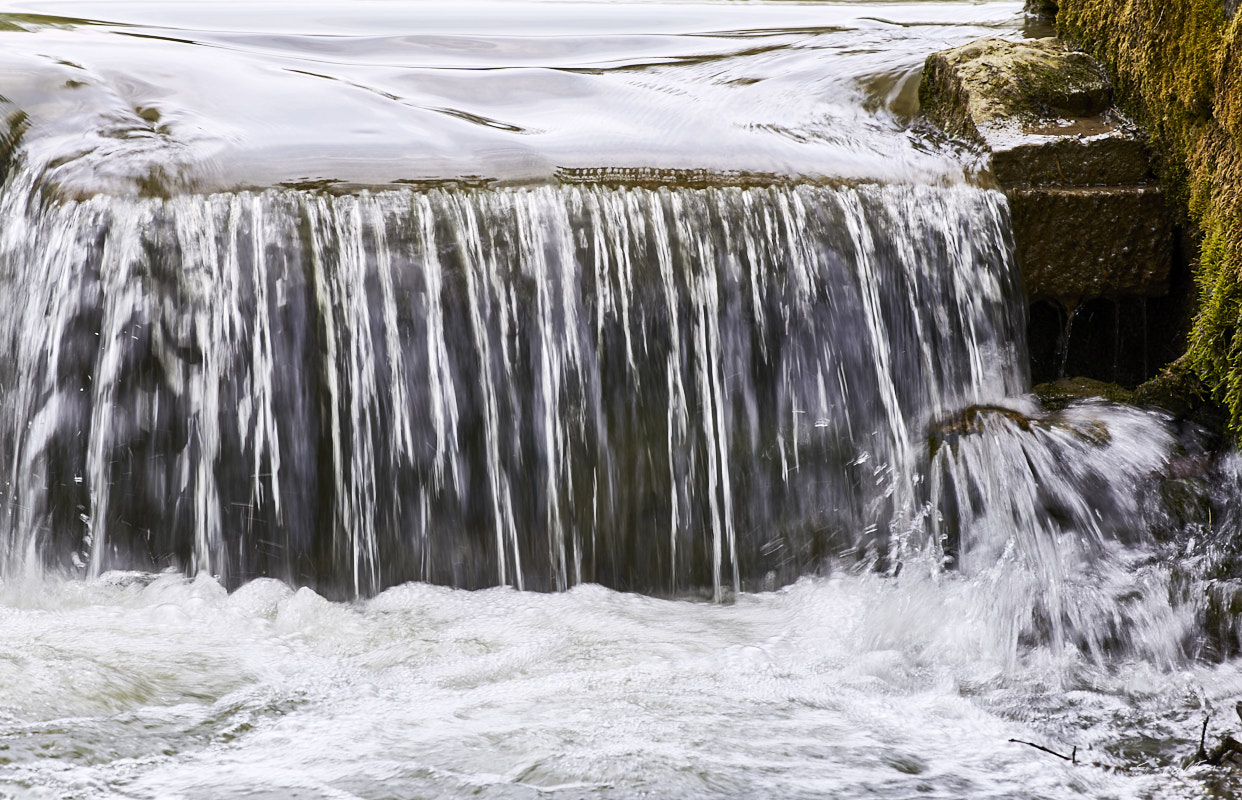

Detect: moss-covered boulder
1132,355,1230,437
927,401,1113,459
920,37,1112,139
1032,376,1136,409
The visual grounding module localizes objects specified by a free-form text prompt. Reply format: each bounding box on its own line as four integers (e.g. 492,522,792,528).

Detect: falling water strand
0,182,1025,596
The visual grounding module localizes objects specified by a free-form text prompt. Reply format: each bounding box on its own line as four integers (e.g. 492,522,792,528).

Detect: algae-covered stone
928,404,1035,457
927,400,1113,458
1203,580,1242,657
1161,477,1213,527
919,37,1110,142
920,37,1150,188
1057,0,1242,437
1133,356,1229,434
1032,376,1136,409
919,36,1171,311
989,124,1150,187
1132,357,1208,416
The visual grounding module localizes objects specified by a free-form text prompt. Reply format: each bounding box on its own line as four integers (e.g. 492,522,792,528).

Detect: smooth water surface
0,0,1023,193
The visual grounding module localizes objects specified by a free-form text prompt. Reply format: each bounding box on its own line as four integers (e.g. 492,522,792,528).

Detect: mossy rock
1202,580,1242,658
1161,477,1213,528
1010,185,1171,301
928,401,1112,458
928,404,1034,457
919,37,1111,142
1056,0,1242,439
991,129,1152,187
920,36,1171,310
1032,376,1135,410
1132,356,1229,436
1132,358,1206,414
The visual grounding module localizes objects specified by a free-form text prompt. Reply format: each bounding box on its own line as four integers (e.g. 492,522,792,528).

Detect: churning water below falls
0,1,1241,798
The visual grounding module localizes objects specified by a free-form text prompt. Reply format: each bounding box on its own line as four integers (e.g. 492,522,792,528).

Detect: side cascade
0,165,1028,599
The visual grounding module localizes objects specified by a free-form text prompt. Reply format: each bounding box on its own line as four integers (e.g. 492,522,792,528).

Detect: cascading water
0,178,1023,599
1,2,1240,798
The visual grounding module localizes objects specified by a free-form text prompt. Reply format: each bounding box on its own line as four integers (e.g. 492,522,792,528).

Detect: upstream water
1,1,1241,798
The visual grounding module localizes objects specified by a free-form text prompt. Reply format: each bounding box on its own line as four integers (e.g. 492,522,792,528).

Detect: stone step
919,37,1113,142
991,120,1151,187
920,36,1173,306
1007,185,1172,302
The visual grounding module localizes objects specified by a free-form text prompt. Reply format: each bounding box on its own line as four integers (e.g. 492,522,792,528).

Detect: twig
1197,714,1211,764
1187,710,1242,768
1009,739,1075,762
1010,739,1130,771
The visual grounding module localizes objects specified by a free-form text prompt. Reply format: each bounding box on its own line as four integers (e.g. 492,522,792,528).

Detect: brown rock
920,37,1172,307
919,38,1111,142
1008,185,1172,301
990,121,1151,187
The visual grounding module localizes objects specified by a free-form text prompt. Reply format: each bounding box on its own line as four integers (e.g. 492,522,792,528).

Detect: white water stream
0,542,1231,800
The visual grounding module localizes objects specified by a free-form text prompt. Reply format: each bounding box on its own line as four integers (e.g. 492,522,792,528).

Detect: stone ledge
920,37,1112,141
920,36,1171,308
991,121,1151,187
1009,185,1173,301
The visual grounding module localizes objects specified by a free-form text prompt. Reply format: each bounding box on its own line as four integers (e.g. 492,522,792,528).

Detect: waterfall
0,176,1025,599
7,5,1236,796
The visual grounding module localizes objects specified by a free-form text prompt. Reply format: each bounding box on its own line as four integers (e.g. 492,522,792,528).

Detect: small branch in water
1188,706,1242,768
1191,715,1242,768
1009,739,1076,763
1009,739,1131,771
1196,714,1211,764
1012,699,1242,773
1013,695,1242,770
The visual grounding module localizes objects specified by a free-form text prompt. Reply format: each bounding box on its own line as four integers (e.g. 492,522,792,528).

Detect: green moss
1133,355,1206,411
1058,0,1242,436
1033,377,1135,410
0,108,29,184
919,38,1112,141
1009,50,1110,118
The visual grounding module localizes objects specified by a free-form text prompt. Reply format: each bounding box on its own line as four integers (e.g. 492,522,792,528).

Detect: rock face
920,38,1173,307
921,37,1112,138
1057,0,1242,435
1008,185,1170,299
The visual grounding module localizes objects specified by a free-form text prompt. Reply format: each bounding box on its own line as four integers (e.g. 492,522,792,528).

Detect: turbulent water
1,1,1240,798
0,554,1230,800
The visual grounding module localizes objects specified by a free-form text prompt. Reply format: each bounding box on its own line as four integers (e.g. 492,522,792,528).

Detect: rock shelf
920,37,1173,307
